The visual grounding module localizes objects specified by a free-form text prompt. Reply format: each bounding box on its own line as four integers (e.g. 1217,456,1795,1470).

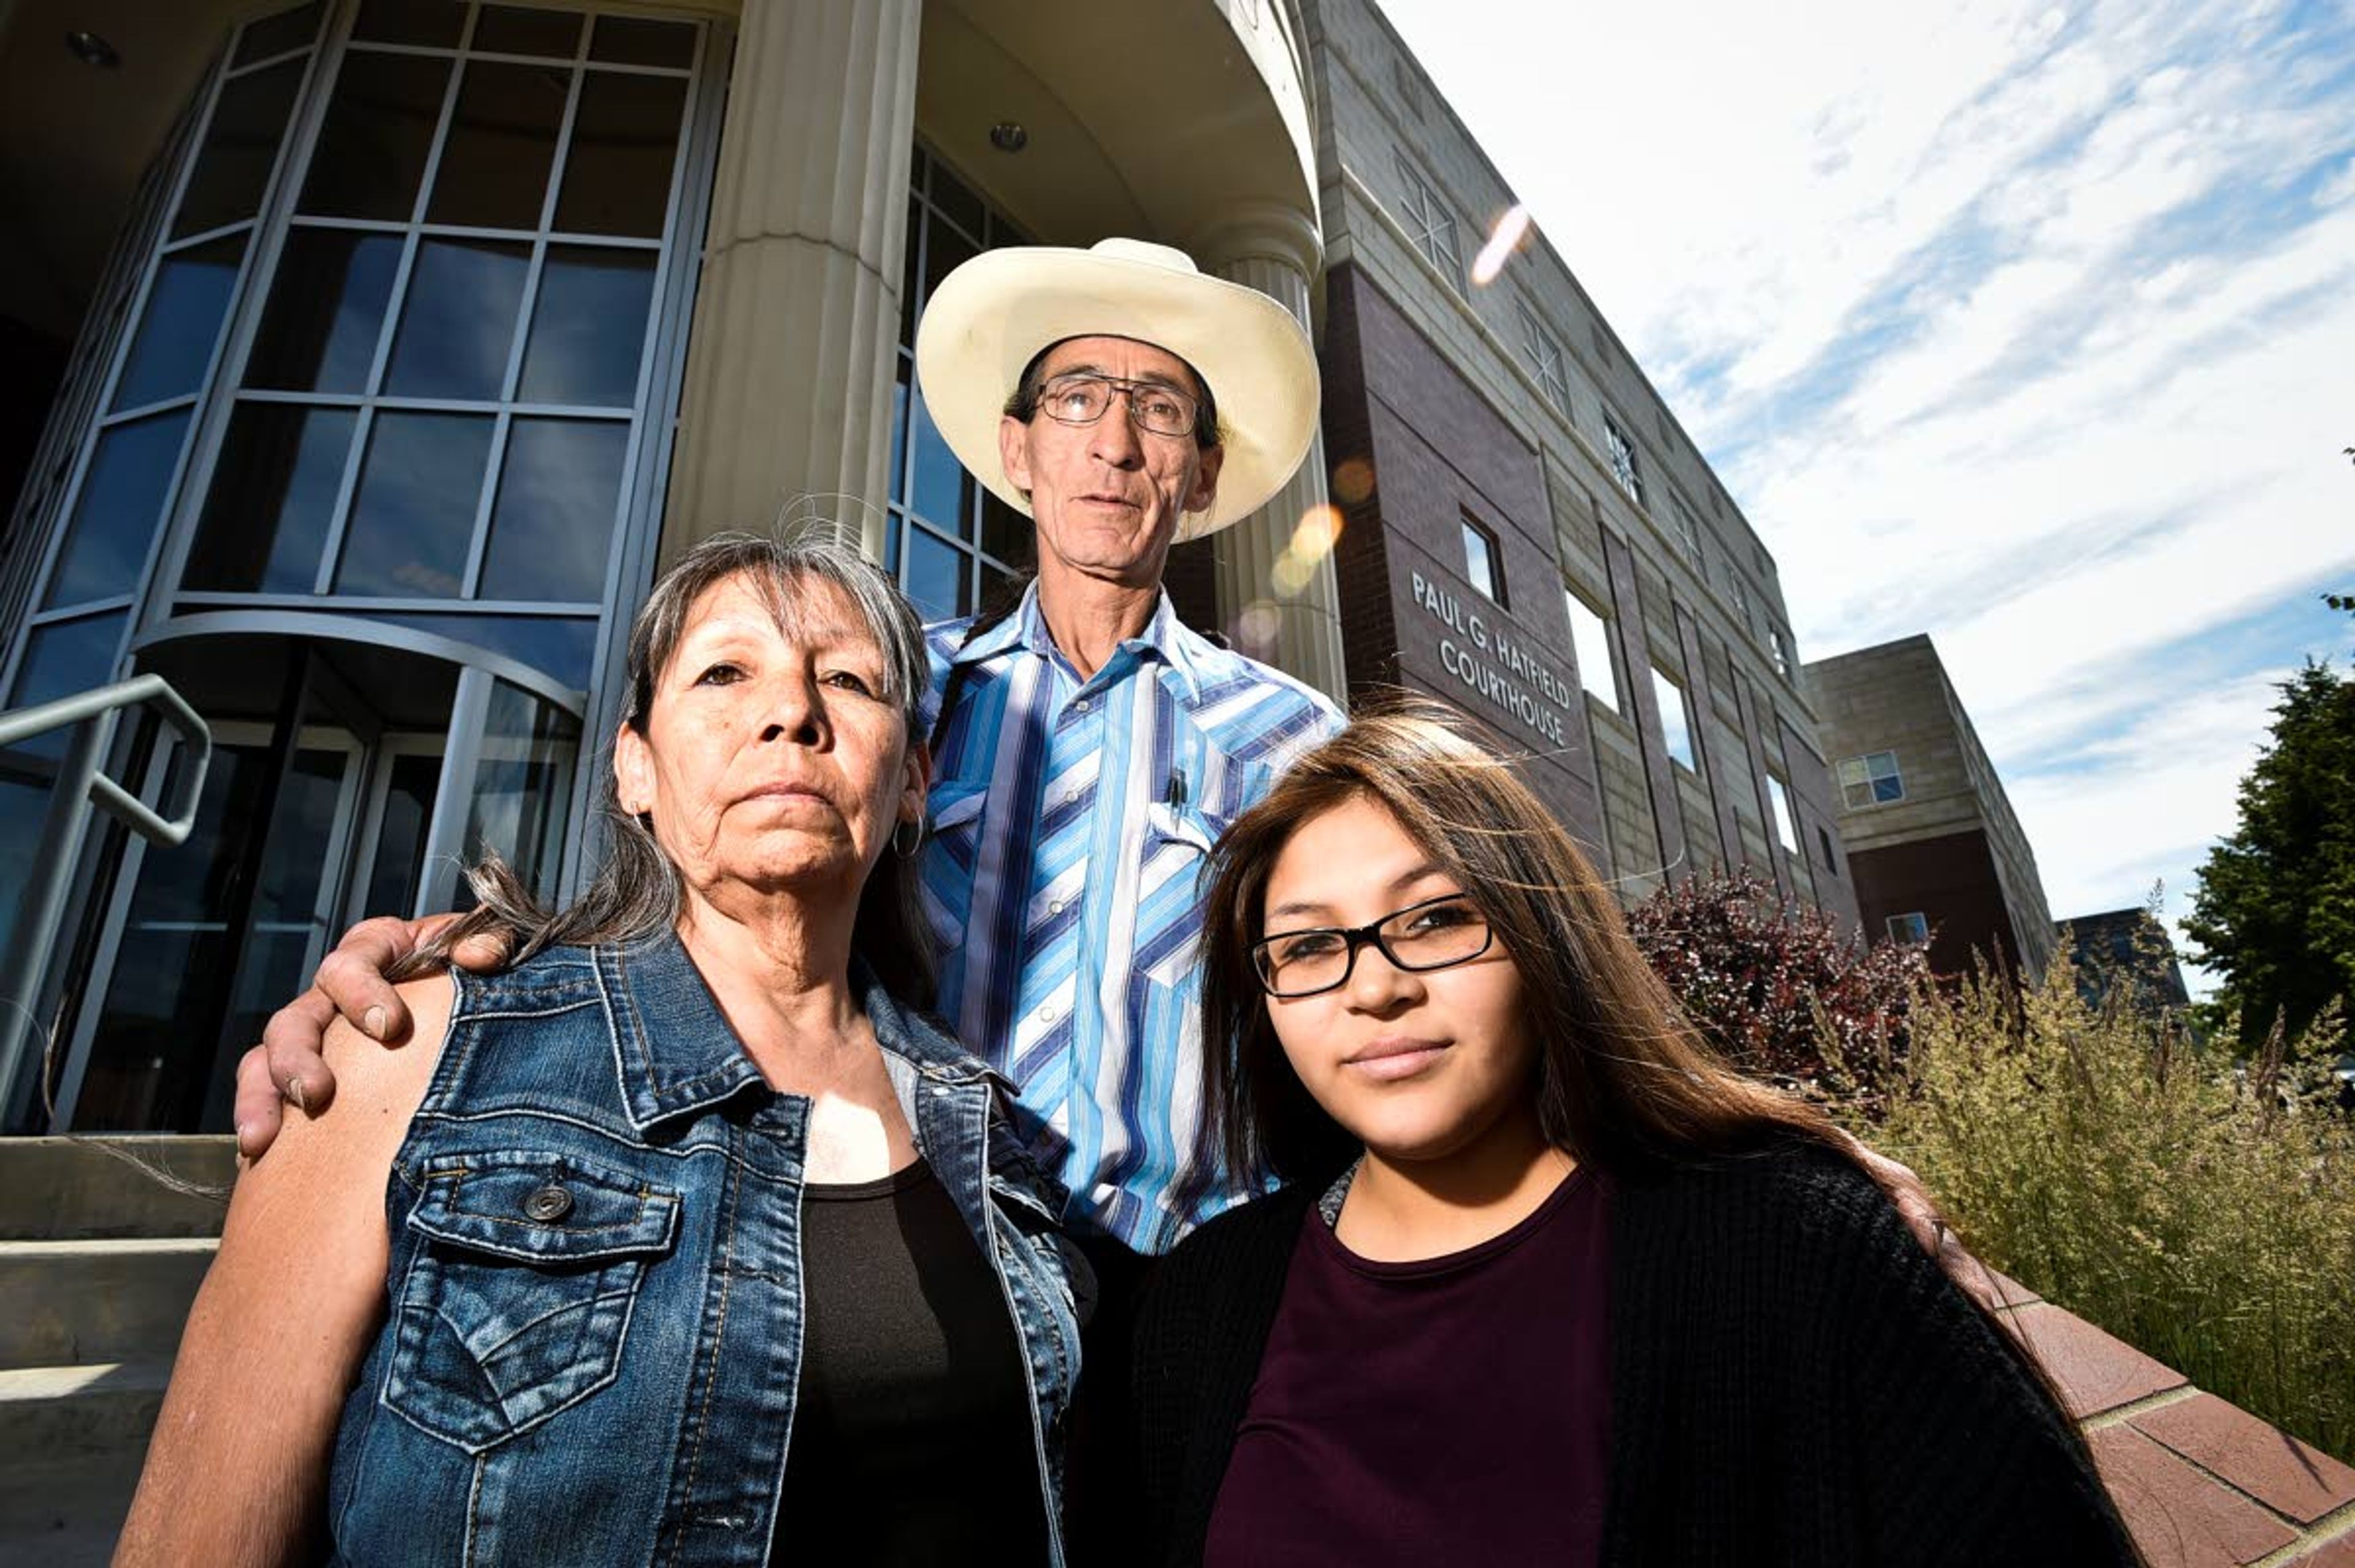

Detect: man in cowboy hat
234,239,1342,1266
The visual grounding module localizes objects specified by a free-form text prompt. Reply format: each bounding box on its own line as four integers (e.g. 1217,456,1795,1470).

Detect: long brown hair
1200,698,1844,1188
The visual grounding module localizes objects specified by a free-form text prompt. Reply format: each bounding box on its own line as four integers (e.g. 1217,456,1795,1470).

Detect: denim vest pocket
384,1153,682,1455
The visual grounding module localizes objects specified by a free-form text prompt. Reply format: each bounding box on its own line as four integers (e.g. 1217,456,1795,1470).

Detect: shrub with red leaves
1626,869,1931,1106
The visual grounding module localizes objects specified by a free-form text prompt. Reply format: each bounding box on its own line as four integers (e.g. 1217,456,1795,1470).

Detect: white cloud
1373,0,2355,996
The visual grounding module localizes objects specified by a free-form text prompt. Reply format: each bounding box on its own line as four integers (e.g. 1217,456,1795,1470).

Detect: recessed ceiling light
65,29,121,68
989,121,1028,153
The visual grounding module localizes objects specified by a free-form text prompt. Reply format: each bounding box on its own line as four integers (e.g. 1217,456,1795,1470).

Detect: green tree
2183,603,2355,1056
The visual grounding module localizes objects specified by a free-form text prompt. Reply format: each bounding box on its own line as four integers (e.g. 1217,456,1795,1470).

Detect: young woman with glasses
1128,703,2140,1567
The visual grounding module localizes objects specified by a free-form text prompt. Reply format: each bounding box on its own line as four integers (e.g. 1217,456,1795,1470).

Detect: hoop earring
893,817,923,859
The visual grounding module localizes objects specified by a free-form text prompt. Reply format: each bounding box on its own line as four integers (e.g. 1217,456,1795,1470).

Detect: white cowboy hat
911,237,1320,542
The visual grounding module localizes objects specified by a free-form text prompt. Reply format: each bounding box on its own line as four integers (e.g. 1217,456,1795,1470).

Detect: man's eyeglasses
1250,893,1494,999
1035,372,1201,440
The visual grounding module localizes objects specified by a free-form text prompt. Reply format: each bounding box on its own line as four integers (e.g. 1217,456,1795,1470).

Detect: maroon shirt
1204,1168,1611,1566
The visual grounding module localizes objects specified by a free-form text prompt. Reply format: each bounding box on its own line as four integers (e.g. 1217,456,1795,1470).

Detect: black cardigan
1130,1145,2139,1567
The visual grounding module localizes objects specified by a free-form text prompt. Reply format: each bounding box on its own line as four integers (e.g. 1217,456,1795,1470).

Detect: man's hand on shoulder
232,912,508,1160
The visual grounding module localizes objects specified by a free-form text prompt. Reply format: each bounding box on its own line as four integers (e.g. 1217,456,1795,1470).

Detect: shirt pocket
919,780,992,947
383,1153,682,1455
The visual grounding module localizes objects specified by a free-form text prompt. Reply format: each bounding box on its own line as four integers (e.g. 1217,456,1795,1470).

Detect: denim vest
324,930,1084,1566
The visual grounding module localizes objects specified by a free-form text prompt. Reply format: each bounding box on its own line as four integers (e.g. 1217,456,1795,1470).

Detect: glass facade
1,0,721,1132
886,144,1030,624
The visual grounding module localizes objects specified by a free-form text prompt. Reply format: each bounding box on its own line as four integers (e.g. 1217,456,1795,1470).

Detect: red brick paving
2129,1394,2355,1525
2088,1424,2299,1567
2004,1299,2188,1418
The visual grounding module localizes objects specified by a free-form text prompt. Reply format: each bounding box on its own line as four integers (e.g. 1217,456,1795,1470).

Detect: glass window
927,158,987,243
242,228,404,393
183,404,358,591
359,751,442,919
1461,516,1501,603
1517,304,1568,415
112,235,248,411
426,60,570,231
1886,912,1931,945
1653,666,1696,771
1393,153,1461,287
553,73,687,238
232,2,325,67
7,610,129,714
1837,751,1905,809
297,51,453,222
462,681,580,904
588,15,697,68
351,0,465,47
382,238,532,400
1769,625,1791,679
172,57,306,239
1766,774,1799,853
902,524,967,622
371,612,597,689
1604,415,1645,508
517,247,656,407
473,6,582,58
44,410,193,608
906,386,969,538
889,144,1028,621
1564,590,1617,711
477,418,628,602
332,411,495,596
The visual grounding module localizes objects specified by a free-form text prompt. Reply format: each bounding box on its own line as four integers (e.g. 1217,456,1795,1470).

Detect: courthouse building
1,0,1855,1133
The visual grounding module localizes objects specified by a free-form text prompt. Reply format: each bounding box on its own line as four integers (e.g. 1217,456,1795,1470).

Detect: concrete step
0,1237,215,1371
0,1363,171,1566
0,1360,171,1462
0,1444,146,1568
0,1136,233,1241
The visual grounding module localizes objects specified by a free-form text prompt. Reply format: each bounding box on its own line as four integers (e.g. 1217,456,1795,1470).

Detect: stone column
661,0,919,562
1190,204,1349,705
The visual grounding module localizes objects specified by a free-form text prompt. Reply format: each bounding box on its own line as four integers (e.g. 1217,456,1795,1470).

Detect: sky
1374,0,2355,993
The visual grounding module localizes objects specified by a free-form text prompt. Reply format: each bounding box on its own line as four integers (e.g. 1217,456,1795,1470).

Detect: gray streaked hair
401,530,938,1005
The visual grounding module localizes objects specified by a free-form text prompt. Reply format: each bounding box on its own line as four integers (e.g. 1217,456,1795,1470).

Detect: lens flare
1470,204,1532,286
1331,456,1375,505
1290,504,1344,561
1238,599,1282,654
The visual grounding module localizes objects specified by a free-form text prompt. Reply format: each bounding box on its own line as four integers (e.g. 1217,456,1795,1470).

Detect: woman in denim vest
120,534,1084,1566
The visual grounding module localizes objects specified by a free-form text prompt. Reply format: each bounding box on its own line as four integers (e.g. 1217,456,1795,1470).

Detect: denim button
524,1184,573,1223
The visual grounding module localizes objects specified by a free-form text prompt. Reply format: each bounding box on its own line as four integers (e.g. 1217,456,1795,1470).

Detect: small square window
1461,514,1504,603
1395,153,1463,289
1769,625,1791,679
1887,911,1931,945
1604,415,1644,508
1564,588,1617,711
1669,497,1701,562
1836,750,1905,809
1652,665,1696,771
1517,304,1569,415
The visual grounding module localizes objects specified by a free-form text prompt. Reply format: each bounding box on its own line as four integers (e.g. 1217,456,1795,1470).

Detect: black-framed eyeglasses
1035,372,1201,440
1250,892,1494,999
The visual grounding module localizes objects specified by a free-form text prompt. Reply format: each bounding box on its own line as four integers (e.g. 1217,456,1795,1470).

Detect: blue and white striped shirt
918,584,1344,1255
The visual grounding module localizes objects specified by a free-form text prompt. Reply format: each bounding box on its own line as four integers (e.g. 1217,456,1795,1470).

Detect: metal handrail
0,674,211,844
1,675,212,1132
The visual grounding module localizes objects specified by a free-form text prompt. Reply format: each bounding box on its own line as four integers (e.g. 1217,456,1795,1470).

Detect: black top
1133,1144,2141,1568
1206,1168,1610,1566
775,1158,1047,1565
